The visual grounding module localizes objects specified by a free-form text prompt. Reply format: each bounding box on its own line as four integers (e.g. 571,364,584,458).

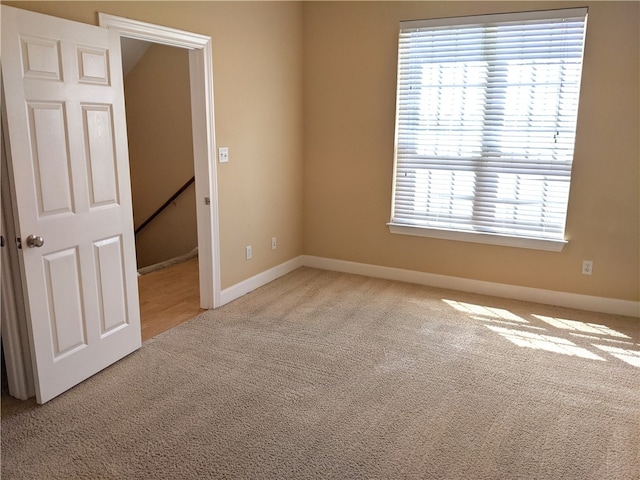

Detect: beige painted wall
124,43,196,269
4,1,638,303
5,1,305,289
303,1,639,302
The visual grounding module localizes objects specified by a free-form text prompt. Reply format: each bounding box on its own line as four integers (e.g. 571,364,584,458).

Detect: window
389,8,588,251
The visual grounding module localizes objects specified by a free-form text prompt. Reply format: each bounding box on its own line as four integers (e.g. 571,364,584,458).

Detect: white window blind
390,8,588,251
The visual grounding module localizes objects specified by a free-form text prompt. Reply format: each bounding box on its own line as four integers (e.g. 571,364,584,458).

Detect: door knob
26,234,44,248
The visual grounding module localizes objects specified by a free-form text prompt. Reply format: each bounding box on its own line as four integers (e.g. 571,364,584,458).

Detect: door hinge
204,197,210,206
0,235,4,248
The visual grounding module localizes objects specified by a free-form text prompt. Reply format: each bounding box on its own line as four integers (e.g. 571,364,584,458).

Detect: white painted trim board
219,255,639,318
99,13,221,310
303,256,640,318
220,257,304,306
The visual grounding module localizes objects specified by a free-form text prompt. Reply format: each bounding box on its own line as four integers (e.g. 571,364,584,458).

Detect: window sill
387,223,567,252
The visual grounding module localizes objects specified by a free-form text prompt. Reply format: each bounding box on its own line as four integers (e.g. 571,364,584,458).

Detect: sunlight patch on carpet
533,315,632,339
593,344,640,367
442,299,527,323
485,325,606,361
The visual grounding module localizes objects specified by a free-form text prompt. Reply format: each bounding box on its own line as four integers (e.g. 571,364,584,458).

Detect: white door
1,5,141,404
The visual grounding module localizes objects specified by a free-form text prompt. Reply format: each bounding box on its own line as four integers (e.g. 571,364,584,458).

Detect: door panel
94,235,129,335
43,248,86,358
2,5,141,403
28,102,75,216
83,104,119,207
77,46,110,85
20,35,62,81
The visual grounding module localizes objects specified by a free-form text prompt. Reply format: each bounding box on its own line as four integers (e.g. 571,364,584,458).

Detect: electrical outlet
582,260,593,275
271,237,277,250
246,245,252,260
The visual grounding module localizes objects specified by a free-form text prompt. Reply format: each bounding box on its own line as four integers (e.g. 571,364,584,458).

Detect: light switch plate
218,147,229,163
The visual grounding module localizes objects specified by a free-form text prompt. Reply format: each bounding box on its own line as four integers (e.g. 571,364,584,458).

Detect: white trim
400,7,588,30
220,257,304,306
388,223,567,252
99,14,221,309
98,13,210,48
1,256,32,400
1,102,35,400
302,256,640,318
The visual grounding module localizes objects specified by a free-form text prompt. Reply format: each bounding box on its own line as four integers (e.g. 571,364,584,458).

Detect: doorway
99,12,222,312
120,39,202,340
1,11,221,401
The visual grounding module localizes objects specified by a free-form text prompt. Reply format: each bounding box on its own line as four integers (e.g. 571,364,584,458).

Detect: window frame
388,8,588,252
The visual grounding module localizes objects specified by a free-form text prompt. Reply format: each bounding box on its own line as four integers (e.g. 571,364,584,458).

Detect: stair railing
135,176,195,236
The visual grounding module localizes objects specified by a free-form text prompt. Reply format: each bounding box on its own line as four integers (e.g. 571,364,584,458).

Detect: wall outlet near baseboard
271,237,277,250
582,260,593,275
246,245,252,260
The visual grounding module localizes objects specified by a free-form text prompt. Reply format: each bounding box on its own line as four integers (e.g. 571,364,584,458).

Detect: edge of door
1,84,36,400
98,13,221,309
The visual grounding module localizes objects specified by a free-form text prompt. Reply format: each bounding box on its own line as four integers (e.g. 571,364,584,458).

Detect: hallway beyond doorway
138,256,203,341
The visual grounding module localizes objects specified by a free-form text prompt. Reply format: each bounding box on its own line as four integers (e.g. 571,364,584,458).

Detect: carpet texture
2,267,639,479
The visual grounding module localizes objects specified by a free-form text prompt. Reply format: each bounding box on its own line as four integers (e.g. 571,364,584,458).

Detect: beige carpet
2,267,639,479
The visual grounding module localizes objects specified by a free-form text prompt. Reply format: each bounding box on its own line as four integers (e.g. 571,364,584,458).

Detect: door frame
1,11,221,401
1,100,36,400
99,13,221,309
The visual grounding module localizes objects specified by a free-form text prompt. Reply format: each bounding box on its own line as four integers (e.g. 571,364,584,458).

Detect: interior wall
5,1,305,290
5,1,637,304
124,43,196,269
302,1,640,302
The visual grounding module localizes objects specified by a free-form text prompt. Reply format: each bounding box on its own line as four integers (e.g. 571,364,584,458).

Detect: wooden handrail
135,176,195,235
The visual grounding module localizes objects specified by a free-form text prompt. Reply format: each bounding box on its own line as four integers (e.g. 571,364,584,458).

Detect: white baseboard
219,256,304,306
219,254,639,317
302,255,640,318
